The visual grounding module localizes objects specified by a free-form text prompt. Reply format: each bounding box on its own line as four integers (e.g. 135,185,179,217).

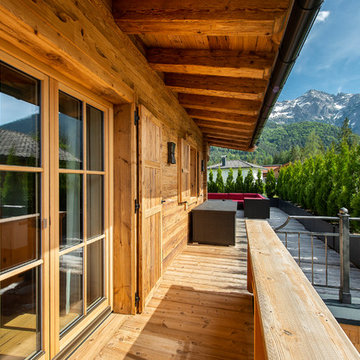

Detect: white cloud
316,11,330,23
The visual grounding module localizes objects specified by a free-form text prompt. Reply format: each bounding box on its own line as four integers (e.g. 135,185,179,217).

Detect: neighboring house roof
207,159,265,171
0,129,80,162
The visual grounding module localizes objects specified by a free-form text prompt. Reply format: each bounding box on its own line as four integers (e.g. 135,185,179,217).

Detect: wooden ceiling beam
113,0,289,36
194,119,254,132
187,109,257,125
205,137,249,150
200,128,250,141
164,73,266,100
179,94,261,115
147,49,274,79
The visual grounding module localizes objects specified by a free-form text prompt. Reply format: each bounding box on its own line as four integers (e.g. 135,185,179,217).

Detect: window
0,53,111,359
190,147,197,197
178,138,200,203
58,91,107,335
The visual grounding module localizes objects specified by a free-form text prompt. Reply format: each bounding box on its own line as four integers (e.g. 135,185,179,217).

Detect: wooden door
138,106,162,312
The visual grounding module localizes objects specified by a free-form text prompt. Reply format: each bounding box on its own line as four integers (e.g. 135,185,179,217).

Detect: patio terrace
69,217,253,359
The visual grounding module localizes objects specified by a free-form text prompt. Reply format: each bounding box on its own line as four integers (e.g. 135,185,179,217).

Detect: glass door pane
87,239,104,309
57,88,107,341
59,91,83,170
0,61,43,359
0,62,40,167
59,173,83,250
59,248,83,332
0,171,40,271
0,268,41,359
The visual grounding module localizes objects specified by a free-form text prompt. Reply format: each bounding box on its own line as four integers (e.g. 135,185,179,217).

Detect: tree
207,169,217,193
303,130,323,158
338,117,353,148
225,168,235,193
234,168,244,193
276,167,285,198
244,170,255,193
215,167,224,193
254,169,264,194
265,169,276,198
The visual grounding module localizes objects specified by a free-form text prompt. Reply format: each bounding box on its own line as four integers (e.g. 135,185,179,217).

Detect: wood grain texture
0,0,202,144
205,139,249,150
113,0,289,36
194,119,255,132
165,73,266,100
113,104,137,315
179,94,261,115
69,217,254,359
147,48,274,79
246,220,360,359
187,108,257,125
341,324,360,353
139,106,163,308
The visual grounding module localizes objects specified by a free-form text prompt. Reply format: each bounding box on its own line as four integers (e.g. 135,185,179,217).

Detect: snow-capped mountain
269,90,360,134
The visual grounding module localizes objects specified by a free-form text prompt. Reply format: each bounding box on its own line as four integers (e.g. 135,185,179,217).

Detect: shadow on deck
69,218,253,359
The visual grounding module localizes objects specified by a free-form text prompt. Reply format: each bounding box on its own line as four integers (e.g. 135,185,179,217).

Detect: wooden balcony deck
69,218,254,360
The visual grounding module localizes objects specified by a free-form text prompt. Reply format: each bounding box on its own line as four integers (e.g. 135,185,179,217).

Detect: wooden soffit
113,0,293,150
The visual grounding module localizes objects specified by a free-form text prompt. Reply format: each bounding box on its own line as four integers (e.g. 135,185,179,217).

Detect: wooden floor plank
69,218,253,359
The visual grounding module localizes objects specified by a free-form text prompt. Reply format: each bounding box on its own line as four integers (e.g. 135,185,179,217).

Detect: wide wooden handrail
246,220,360,360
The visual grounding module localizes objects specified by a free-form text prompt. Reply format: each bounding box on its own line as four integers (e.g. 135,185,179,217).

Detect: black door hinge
135,199,140,214
134,106,140,126
135,292,140,307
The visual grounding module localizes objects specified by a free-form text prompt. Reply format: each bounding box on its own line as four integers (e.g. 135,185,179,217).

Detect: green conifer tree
235,168,244,193
207,169,217,193
224,168,235,193
254,169,264,194
265,169,276,198
215,167,224,193
244,170,255,193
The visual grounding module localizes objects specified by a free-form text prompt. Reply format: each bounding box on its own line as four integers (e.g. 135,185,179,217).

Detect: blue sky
278,0,360,101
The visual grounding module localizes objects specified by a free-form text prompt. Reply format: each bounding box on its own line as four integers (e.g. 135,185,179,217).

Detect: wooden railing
246,220,360,359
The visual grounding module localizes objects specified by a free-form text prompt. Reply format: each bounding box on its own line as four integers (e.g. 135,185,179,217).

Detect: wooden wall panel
0,0,205,315
113,104,137,314
160,122,205,274
139,107,162,309
0,0,202,144
341,323,360,353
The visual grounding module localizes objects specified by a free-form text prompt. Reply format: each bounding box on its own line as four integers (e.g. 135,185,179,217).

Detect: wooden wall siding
0,0,202,145
0,0,205,315
113,0,293,150
160,118,205,275
139,107,162,309
341,324,360,353
113,104,137,315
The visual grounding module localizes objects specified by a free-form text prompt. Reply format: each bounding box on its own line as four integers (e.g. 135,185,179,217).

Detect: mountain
209,121,352,165
269,90,360,134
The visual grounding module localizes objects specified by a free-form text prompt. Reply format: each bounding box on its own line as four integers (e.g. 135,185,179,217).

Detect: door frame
0,49,114,360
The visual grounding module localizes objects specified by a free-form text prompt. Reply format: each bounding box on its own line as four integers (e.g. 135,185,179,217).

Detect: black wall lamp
167,142,176,164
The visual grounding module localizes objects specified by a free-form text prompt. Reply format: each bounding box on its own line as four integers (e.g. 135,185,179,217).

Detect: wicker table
192,200,237,245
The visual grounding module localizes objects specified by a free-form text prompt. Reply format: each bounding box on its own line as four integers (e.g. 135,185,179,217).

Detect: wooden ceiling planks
113,0,293,150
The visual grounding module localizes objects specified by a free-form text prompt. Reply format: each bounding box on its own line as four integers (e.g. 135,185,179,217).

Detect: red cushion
208,193,228,199
229,193,244,200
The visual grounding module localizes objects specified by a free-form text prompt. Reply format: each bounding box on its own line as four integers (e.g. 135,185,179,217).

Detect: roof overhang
113,0,323,151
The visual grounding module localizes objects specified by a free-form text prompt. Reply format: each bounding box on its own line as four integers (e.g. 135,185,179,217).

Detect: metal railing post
339,208,351,304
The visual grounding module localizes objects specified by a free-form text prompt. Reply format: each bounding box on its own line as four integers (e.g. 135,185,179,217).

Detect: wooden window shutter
179,138,190,203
